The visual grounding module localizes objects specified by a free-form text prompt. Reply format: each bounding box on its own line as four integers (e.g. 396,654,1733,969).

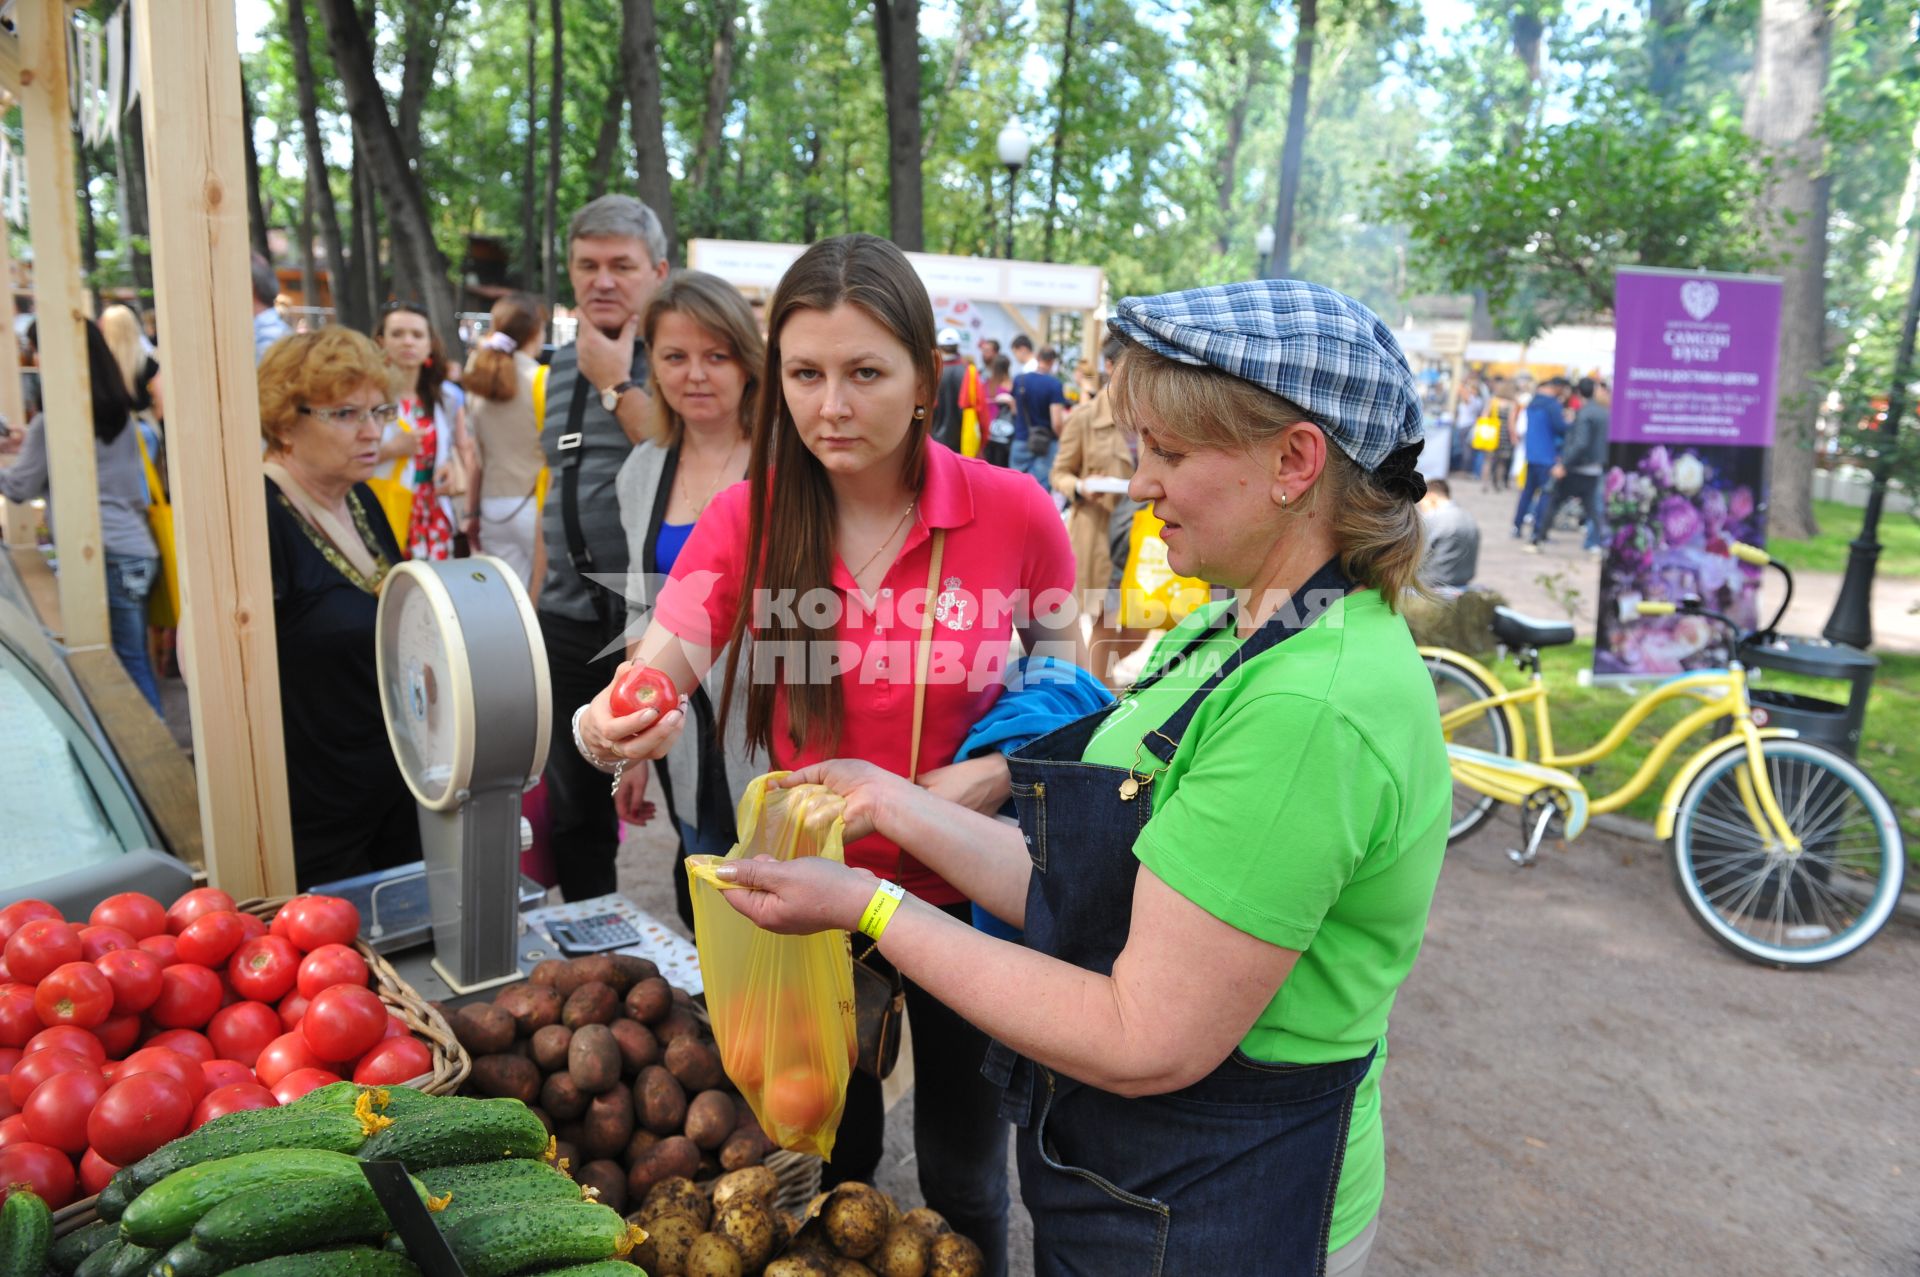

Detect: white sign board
688,239,1104,311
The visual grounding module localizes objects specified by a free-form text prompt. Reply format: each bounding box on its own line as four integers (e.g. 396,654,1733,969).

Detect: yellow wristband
857,881,907,941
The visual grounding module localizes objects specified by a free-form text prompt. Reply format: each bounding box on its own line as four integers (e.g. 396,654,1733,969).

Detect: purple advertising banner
1594,269,1783,678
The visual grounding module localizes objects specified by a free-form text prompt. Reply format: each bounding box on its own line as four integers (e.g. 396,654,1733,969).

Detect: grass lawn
1471,639,1920,867
1761,498,1920,577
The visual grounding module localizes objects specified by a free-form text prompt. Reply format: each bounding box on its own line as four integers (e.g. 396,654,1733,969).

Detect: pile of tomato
0,890,431,1207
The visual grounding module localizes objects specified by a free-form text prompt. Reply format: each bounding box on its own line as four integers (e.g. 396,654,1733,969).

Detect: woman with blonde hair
463,292,547,588
100,304,160,419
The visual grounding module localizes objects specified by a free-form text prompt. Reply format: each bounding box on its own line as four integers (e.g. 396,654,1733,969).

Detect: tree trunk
111,16,152,304
397,7,442,163
1745,0,1830,539
317,0,461,344
1042,0,1077,263
299,181,319,313
623,0,680,262
288,0,359,328
351,129,381,310
521,0,540,287
1646,0,1692,104
75,138,100,286
801,127,825,245
1264,0,1317,279
543,0,563,301
1215,51,1261,257
924,0,986,161
241,76,271,262
873,0,925,252
587,83,625,200
689,0,739,203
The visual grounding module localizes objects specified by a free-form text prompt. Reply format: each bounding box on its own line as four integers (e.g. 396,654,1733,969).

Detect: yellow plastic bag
686,775,858,1160
134,427,181,628
1118,507,1211,629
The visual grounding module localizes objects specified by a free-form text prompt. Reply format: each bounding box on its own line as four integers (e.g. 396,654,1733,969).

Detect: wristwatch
600,380,638,413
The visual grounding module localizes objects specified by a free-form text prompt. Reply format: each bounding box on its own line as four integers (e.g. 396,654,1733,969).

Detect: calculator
548,913,644,956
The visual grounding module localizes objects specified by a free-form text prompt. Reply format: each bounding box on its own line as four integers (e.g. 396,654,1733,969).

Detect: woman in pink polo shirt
576,233,1078,1277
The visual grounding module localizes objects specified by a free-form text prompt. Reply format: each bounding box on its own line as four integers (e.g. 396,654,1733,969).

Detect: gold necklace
849,501,917,584
677,438,744,518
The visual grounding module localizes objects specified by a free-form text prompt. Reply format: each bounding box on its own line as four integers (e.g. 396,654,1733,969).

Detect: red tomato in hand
8,1049,97,1108
207,1002,281,1068
190,1082,276,1130
608,665,678,718
200,1059,253,1091
269,1067,340,1106
4,920,82,985
277,991,311,1032
174,912,247,969
165,888,236,936
78,1147,119,1196
149,965,222,1030
24,1026,106,1066
136,934,180,969
0,1141,76,1207
95,1014,141,1059
90,893,167,941
77,926,137,962
295,946,369,999
34,963,114,1029
88,1072,193,1165
300,986,387,1063
0,902,61,948
96,949,165,1016
254,1033,327,1088
228,937,300,1004
0,986,39,1049
23,1067,109,1153
351,1036,431,1086
115,1047,206,1104
140,1030,214,1067
280,897,361,953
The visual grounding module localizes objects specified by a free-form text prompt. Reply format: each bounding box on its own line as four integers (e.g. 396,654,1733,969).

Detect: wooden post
133,0,297,897
0,110,35,553
17,0,108,651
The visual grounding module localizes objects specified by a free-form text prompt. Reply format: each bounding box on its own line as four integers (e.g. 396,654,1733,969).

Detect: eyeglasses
299,403,400,426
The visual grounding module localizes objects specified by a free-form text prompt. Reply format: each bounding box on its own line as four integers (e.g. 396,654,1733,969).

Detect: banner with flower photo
1594,269,1782,678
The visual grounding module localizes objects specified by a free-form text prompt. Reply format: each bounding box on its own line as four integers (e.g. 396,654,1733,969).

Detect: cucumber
51,1219,118,1275
122,1110,372,1194
96,1175,134,1222
77,1238,129,1277
151,1239,224,1277
0,1189,51,1277
293,1085,434,1118
418,1161,580,1218
442,1202,635,1277
522,1264,644,1277
193,1171,432,1265
355,1099,549,1169
122,1150,367,1248
219,1248,419,1277
107,1244,163,1277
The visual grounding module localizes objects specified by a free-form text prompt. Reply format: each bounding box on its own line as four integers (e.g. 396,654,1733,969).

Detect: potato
580,1086,636,1161
684,1233,743,1277
640,1176,712,1229
870,1225,929,1277
608,954,658,990
468,1053,541,1105
681,1089,737,1152
495,982,563,1035
540,1070,590,1121
625,1128,661,1163
552,1139,580,1171
627,1134,701,1200
527,1106,555,1135
567,1023,623,1095
715,1196,778,1270
830,1261,878,1277
452,1004,516,1056
633,1209,700,1277
664,1036,726,1093
710,1166,780,1215
625,976,673,1025
636,1065,689,1135
567,954,623,992
824,1185,891,1259
562,981,621,1029
764,1258,832,1277
529,958,569,987
529,1023,573,1072
607,1018,661,1075
927,1234,984,1277
556,1121,586,1151
718,1130,768,1172
574,1158,627,1215
655,1005,702,1044
899,1209,948,1239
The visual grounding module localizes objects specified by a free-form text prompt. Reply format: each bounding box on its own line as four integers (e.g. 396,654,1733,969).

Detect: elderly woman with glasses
260,327,420,886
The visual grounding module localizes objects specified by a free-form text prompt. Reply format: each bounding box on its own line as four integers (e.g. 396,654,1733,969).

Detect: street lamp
1254,225,1276,280
996,120,1031,261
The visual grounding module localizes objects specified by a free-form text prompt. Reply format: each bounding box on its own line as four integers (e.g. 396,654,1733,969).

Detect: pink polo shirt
654,443,1074,904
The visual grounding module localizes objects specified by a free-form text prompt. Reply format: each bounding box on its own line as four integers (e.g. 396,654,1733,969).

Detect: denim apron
985,559,1376,1277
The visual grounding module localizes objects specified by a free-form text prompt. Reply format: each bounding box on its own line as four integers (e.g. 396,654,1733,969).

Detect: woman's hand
580,660,688,763
614,763,656,826
915,754,1011,816
775,760,924,843
713,855,877,936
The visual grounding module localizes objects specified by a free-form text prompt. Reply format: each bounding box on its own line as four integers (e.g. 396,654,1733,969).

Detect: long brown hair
373,302,447,416
465,293,544,402
721,234,939,759
642,271,765,448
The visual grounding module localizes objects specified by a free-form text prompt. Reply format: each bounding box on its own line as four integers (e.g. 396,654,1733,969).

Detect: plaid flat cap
1108,279,1423,472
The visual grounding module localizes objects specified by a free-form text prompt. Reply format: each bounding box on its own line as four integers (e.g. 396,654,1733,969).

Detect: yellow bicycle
1425,541,1906,967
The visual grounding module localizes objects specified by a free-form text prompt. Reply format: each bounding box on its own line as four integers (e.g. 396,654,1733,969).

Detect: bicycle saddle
1492,606,1575,649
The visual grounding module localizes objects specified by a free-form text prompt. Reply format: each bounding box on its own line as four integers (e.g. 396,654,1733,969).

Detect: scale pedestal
377,557,552,995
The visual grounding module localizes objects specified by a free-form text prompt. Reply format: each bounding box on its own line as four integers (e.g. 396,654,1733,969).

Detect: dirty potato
823,1185,892,1259
709,1165,780,1215
715,1196,778,1270
640,1175,714,1229
633,1208,701,1277
927,1233,985,1277
683,1233,744,1277
870,1224,929,1277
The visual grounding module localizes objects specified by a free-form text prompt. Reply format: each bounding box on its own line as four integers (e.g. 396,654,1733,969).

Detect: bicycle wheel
1426,654,1512,842
1670,737,1906,968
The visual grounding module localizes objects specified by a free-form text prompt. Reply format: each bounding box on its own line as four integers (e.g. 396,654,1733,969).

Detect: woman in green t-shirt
711,279,1451,1277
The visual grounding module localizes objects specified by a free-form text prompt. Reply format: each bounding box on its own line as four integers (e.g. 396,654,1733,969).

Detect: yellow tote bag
134,428,180,629
958,365,982,458
365,417,417,548
1119,507,1210,630
1470,413,1500,451
531,363,552,511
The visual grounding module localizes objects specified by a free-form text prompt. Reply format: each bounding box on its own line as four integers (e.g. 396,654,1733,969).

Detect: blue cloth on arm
654,521,695,577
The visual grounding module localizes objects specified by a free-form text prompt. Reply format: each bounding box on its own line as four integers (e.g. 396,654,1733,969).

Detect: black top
930,360,968,451
265,477,421,887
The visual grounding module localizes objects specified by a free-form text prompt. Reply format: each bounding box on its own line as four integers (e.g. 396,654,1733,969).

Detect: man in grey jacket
1537,377,1610,553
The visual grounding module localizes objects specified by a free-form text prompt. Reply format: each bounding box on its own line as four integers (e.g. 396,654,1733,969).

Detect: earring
1279,492,1289,507
913,405,926,420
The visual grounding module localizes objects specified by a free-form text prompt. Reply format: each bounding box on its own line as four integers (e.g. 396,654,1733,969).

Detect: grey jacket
1561,404,1610,473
